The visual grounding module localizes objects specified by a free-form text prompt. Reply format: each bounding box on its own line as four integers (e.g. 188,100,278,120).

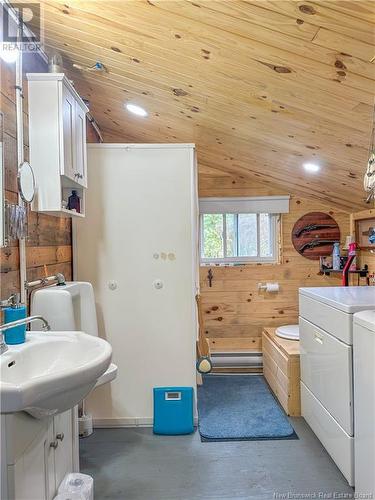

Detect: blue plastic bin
153,387,194,435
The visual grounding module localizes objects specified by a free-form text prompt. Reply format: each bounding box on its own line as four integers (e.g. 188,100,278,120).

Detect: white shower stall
74,144,199,426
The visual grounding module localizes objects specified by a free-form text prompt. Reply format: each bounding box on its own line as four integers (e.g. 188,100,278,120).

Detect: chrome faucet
0,315,51,355
0,293,19,309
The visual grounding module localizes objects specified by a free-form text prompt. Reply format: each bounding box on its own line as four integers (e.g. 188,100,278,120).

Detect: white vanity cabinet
27,73,88,218
1,409,79,500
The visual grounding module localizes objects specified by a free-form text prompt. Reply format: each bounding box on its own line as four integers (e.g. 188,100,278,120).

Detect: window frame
200,212,278,265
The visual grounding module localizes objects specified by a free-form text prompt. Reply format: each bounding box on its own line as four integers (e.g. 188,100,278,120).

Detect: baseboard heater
211,352,263,369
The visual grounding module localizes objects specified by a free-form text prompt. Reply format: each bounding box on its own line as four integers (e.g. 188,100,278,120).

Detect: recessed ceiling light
0,45,19,63
125,103,148,117
303,162,320,173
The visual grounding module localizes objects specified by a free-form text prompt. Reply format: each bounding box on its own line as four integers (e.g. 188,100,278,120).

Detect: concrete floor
80,419,354,500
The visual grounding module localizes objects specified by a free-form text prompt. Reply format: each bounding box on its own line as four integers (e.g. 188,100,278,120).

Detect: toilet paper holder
258,282,280,292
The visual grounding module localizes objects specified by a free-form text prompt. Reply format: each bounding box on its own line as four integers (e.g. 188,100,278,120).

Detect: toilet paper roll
266,283,279,292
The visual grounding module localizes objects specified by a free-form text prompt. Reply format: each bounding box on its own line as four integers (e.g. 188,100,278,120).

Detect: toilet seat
275,324,299,341
94,363,118,388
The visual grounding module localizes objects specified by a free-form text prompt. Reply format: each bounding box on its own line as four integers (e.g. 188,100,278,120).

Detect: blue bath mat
197,375,297,441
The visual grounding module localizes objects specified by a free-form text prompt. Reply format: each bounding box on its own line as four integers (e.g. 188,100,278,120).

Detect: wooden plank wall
0,54,73,301
198,170,353,352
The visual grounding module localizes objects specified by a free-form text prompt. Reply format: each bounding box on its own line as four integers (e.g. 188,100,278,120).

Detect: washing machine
353,309,375,495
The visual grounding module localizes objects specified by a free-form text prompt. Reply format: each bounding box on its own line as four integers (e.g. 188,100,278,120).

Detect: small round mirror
17,161,35,203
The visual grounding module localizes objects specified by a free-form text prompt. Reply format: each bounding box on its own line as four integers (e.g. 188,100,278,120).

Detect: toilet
31,281,118,434
275,324,299,341
31,281,118,388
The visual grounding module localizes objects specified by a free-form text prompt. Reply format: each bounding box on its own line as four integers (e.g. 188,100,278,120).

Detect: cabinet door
46,420,57,500
74,102,87,187
53,410,73,490
62,84,75,181
13,423,55,500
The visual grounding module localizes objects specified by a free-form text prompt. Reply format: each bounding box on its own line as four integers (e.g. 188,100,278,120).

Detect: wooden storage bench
262,327,301,416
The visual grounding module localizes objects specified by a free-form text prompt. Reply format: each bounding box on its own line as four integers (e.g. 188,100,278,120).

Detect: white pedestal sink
0,331,112,418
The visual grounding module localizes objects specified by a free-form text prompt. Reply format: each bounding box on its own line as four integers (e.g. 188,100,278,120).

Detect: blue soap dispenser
3,294,27,345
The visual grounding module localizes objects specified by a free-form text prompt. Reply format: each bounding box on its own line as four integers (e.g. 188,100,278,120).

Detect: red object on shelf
342,254,355,286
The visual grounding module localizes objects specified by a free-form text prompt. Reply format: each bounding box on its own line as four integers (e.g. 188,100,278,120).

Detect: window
200,213,278,264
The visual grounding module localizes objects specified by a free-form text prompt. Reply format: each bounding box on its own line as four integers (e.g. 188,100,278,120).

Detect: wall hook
207,268,213,287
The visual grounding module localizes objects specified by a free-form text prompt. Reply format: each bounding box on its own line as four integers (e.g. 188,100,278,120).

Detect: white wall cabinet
27,73,88,218
1,409,78,500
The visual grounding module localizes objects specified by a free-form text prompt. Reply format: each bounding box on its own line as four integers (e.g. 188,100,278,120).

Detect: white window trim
200,213,279,265
199,196,290,214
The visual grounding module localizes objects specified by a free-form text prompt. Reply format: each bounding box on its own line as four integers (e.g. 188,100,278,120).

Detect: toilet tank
31,282,99,336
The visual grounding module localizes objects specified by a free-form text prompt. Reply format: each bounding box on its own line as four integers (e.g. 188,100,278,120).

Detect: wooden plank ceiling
29,0,375,211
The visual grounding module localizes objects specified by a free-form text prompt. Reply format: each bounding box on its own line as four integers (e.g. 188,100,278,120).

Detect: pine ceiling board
143,0,375,81
198,165,232,177
312,27,375,62
43,40,372,153
41,15,373,120
55,44,371,146
100,1,375,96
31,0,374,209
253,1,375,45
42,34,373,129
313,1,375,23
39,2,374,82
70,67,370,167
47,6,374,126
198,151,363,211
353,101,374,115
180,0,321,41
72,66,369,154
193,134,363,186
37,0,375,89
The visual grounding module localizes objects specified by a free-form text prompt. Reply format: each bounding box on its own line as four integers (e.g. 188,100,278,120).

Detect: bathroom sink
0,331,112,418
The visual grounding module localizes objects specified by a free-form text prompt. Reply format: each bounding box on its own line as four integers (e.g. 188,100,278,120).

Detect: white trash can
58,473,94,500
54,494,85,500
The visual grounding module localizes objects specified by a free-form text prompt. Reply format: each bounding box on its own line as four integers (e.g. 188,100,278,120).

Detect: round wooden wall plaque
292,212,340,260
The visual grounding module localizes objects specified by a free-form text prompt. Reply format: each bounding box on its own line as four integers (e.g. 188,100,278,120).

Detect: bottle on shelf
348,242,357,271
67,190,81,213
332,242,341,271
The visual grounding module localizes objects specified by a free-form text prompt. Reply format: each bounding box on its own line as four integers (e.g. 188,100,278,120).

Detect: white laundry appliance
353,309,375,496
299,286,375,487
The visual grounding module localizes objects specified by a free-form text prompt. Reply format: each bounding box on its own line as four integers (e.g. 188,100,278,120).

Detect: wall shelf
321,267,369,277
60,207,85,218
